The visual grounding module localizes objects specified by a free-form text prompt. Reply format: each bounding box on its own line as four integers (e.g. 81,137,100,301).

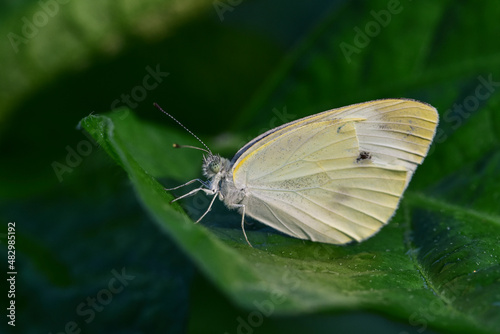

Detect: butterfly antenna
154,103,212,155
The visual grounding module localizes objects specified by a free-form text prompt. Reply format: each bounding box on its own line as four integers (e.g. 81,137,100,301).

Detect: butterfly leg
165,178,210,191
228,204,252,247
195,192,218,224
170,186,213,203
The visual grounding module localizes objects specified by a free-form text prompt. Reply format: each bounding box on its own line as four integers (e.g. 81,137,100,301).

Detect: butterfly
156,99,439,246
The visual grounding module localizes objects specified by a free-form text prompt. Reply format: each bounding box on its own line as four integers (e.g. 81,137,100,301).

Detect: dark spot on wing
356,151,372,163
337,123,347,133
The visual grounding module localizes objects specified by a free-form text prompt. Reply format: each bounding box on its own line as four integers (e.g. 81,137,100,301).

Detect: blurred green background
1,0,500,333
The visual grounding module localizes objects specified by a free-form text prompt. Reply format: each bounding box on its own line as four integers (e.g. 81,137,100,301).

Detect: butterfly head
202,154,230,179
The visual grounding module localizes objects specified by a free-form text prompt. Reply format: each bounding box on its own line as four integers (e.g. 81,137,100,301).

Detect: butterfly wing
231,99,438,244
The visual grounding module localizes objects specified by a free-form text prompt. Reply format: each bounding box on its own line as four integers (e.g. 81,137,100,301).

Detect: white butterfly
156,99,439,246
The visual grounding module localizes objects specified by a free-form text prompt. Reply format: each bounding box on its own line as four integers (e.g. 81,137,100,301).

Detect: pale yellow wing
231,99,438,244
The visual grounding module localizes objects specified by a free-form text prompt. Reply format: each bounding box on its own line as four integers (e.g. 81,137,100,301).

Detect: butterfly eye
210,161,221,173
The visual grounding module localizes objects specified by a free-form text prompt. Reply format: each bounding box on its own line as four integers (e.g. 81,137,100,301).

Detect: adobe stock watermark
224,270,301,334
213,0,244,21
110,64,170,120
49,267,135,334
429,74,500,155
51,129,99,183
7,0,72,53
51,64,169,182
236,106,296,149
399,282,467,334
340,0,406,64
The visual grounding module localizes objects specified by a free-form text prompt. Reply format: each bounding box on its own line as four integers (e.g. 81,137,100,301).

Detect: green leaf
79,3,500,332
4,0,500,332
81,102,500,334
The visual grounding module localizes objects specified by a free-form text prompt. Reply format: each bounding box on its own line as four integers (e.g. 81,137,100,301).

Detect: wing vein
258,192,360,240
258,190,378,239
298,192,385,228
251,133,354,181
358,134,431,148
260,200,298,236
364,142,427,157
251,174,405,189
